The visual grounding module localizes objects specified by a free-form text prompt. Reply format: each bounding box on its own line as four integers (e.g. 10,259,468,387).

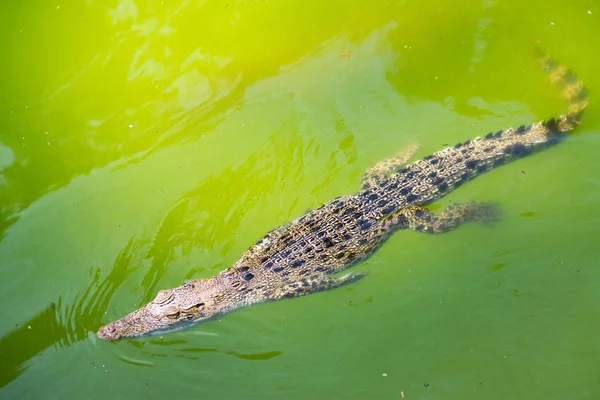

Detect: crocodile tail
384,52,590,206
538,51,588,132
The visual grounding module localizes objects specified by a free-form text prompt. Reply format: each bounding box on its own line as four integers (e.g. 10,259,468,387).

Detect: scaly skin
98,53,588,341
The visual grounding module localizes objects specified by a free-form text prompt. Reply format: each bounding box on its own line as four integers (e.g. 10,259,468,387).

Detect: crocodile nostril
98,324,119,341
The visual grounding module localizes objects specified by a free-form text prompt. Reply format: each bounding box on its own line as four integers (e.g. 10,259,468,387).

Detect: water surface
1,0,600,398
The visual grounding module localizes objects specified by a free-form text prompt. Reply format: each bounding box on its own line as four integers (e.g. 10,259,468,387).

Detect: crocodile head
98,279,226,341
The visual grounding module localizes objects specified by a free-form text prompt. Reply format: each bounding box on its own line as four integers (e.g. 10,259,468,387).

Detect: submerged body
98,54,588,341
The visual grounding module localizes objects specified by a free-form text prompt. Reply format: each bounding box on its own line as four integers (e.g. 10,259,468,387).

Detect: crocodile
98,53,588,341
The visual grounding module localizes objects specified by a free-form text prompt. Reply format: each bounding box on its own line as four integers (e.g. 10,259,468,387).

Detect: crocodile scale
98,53,588,341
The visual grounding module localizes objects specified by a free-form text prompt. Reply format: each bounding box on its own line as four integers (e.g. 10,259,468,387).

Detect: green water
1,0,600,398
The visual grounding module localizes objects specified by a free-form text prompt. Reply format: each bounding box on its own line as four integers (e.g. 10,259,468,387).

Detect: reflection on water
0,236,141,388
0,304,61,389
0,3,215,236
0,0,377,242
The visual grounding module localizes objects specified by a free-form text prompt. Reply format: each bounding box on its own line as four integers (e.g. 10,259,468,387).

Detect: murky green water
2,0,600,398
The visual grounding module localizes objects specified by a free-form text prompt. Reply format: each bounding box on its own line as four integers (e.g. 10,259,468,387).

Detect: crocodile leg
362,143,420,189
267,272,367,300
405,203,500,234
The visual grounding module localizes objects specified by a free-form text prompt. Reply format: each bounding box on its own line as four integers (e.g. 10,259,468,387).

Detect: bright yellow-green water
1,0,600,398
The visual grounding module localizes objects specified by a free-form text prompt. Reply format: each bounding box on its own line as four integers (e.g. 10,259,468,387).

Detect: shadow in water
143,340,283,362
0,236,142,389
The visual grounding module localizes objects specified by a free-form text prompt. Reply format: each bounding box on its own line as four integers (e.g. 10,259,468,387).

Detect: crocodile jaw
97,279,230,341
98,304,221,340
97,306,169,341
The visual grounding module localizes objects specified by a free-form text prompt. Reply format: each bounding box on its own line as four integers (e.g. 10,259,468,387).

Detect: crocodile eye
166,311,180,320
183,302,205,311
154,290,174,305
